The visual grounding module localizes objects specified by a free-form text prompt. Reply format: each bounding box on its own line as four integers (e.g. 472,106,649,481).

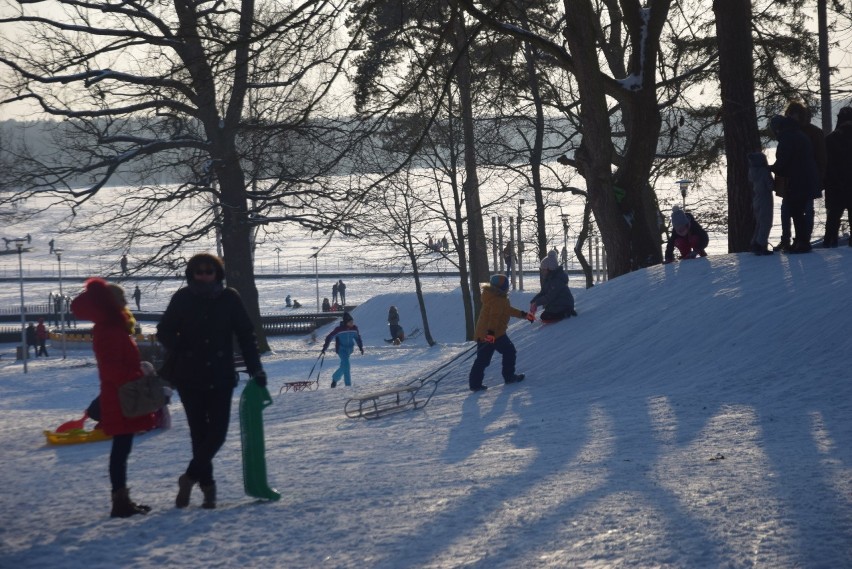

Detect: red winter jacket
71,278,155,436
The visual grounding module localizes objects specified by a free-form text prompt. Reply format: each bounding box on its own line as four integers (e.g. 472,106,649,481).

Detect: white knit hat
540,250,559,271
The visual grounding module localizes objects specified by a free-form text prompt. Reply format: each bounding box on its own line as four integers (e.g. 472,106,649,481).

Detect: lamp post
561,213,570,270
677,179,691,209
14,238,27,374
274,247,281,273
311,247,320,312
517,199,524,291
55,248,67,359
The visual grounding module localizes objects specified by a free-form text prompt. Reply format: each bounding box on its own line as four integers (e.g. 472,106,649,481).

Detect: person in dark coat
387,305,404,344
770,114,820,253
132,285,141,311
529,250,576,323
664,206,709,263
71,278,156,518
25,322,37,357
748,152,775,255
157,253,266,510
822,107,852,248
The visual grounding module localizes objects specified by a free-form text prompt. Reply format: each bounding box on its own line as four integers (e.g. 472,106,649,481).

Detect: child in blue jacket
321,312,364,387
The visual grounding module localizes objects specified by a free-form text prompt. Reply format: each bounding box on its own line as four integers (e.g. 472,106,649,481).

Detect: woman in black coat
157,253,265,510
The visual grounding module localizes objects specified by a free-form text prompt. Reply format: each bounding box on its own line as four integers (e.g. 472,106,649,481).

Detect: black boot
176,474,196,508
111,488,148,518
774,238,791,252
200,482,217,509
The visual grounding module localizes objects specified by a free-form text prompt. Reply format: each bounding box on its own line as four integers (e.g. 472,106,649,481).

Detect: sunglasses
194,268,215,276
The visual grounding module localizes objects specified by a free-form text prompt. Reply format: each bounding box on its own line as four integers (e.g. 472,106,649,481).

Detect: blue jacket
322,324,363,355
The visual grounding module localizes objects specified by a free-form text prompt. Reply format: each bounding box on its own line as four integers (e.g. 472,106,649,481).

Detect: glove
529,302,537,315
320,348,326,355
484,331,496,344
253,370,267,388
525,312,535,322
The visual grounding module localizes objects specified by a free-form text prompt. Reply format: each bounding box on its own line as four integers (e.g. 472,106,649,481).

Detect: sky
1,243,851,568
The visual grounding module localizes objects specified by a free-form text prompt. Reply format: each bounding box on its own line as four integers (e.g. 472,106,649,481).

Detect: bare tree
0,0,356,351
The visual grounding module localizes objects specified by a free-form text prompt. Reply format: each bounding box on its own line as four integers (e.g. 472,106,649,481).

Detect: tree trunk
563,0,666,277
451,8,490,330
215,160,270,353
713,0,761,253
524,40,548,261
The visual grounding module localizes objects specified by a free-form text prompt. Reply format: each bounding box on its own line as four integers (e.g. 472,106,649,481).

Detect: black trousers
109,434,134,492
468,335,517,389
178,386,234,486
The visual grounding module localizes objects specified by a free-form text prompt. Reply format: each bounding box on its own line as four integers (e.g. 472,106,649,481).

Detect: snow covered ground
2,248,852,568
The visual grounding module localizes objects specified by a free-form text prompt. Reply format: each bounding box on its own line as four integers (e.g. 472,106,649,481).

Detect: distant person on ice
529,250,576,323
468,274,532,392
664,206,709,263
321,311,363,388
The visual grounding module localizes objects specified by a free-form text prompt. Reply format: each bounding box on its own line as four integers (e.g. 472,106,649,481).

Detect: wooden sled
279,377,319,393
344,379,437,420
44,428,111,446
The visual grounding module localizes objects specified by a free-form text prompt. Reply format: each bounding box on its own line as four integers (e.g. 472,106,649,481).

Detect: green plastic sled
239,379,281,501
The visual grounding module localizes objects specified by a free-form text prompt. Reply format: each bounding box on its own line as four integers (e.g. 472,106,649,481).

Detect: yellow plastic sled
44,428,112,446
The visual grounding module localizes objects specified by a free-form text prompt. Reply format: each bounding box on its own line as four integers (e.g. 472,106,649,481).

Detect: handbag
118,374,169,418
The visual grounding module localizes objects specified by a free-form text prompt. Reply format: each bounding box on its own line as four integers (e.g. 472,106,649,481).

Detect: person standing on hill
157,253,266,510
332,282,339,305
468,274,532,392
71,278,156,518
774,101,826,251
321,311,363,388
529,251,576,323
120,254,128,275
664,206,709,263
748,151,775,255
822,107,852,248
769,114,820,254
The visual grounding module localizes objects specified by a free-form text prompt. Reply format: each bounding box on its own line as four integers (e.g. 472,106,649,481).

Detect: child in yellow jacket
469,274,534,392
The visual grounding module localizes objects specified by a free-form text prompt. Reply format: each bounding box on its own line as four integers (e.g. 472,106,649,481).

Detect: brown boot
200,482,216,509
175,474,197,508
111,488,148,518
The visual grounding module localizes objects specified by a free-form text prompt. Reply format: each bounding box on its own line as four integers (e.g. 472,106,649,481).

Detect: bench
343,380,438,420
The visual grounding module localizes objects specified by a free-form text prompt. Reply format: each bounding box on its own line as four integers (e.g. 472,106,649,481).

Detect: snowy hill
1,249,851,568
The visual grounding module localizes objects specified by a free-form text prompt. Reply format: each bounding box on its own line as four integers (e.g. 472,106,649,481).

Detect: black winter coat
157,284,262,390
824,121,852,205
771,117,820,202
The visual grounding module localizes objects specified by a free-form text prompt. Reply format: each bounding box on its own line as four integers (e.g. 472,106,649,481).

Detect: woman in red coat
71,278,156,518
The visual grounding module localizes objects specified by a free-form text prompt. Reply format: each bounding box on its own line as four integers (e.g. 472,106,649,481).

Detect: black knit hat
342,311,353,323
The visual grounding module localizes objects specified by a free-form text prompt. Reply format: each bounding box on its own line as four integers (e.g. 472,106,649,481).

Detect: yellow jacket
474,285,527,342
